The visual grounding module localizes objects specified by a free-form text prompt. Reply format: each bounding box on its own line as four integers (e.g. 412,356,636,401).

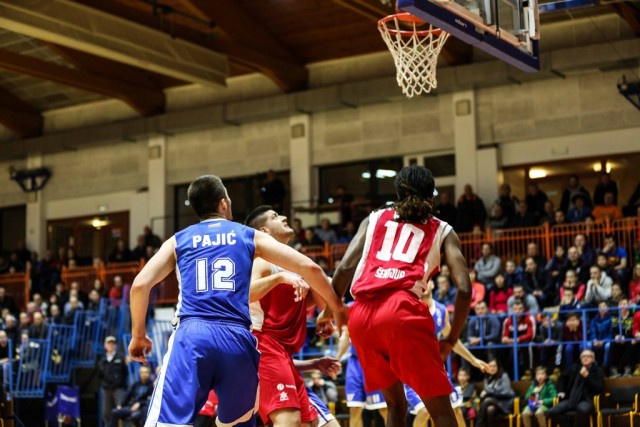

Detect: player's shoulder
252,257,272,274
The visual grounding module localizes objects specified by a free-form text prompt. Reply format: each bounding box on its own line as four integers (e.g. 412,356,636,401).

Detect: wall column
148,135,168,239
453,90,478,198
289,115,313,208
25,154,47,254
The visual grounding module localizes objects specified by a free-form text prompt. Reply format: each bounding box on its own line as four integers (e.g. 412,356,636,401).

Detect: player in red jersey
317,165,472,427
246,206,342,427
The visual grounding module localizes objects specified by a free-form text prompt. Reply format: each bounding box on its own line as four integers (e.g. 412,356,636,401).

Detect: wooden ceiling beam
0,49,165,116
610,1,640,36
74,0,307,92
0,86,43,138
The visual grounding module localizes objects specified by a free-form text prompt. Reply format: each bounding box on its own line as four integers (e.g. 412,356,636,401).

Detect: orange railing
3,217,637,309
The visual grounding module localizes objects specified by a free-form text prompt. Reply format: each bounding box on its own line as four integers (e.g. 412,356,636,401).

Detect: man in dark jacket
545,349,604,427
523,257,554,309
98,336,128,427
109,365,154,427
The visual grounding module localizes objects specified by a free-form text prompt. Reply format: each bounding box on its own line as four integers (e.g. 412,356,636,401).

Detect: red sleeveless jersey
250,265,308,355
351,209,452,298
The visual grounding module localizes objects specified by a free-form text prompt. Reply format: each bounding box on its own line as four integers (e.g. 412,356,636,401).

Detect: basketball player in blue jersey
128,175,348,427
406,280,488,427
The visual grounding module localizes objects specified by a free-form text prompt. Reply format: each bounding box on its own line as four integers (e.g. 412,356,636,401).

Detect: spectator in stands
502,300,536,378
521,366,557,427
600,234,629,284
521,242,546,271
0,256,9,274
48,304,62,325
474,243,502,286
338,221,356,243
108,365,154,427
63,296,80,325
457,184,487,232
496,183,518,220
436,191,458,226
131,235,147,263
584,265,612,307
25,301,39,322
567,194,592,223
525,183,548,220
456,367,477,422
0,330,13,379
87,290,101,311
15,240,30,265
545,245,566,287
475,358,515,427
489,273,512,315
607,283,625,307
66,248,77,268
560,246,589,285
307,370,338,406
466,301,501,366
29,251,49,297
108,240,131,264
18,312,30,335
623,181,640,216
508,284,540,315
592,192,623,224
504,259,522,288
630,262,640,304
109,276,125,308
559,270,586,303
70,281,88,307
3,315,19,348
510,200,537,228
554,209,566,226
259,170,286,212
0,286,16,316
488,204,509,230
7,252,24,273
143,225,162,250
560,175,593,214
333,185,354,228
98,336,128,427
53,282,69,309
523,257,553,309
93,278,106,297
299,227,322,248
435,275,456,309
593,172,618,206
538,201,556,226
64,290,84,314
632,308,640,376
468,270,486,310
314,218,338,244
32,293,47,315
562,313,583,367
558,288,582,321
609,298,636,378
28,312,48,339
289,218,305,249
588,301,612,368
545,349,603,427
535,314,563,372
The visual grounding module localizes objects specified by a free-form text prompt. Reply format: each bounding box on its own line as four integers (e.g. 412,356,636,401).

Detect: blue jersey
431,300,448,338
174,219,256,327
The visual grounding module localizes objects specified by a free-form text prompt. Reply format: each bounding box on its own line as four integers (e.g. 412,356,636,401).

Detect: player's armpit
331,218,368,299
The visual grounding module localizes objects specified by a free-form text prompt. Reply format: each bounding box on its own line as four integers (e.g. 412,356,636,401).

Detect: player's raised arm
441,230,472,356
253,230,346,317
249,257,309,303
129,237,177,363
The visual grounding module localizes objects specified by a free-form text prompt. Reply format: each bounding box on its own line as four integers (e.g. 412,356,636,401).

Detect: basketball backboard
397,0,540,72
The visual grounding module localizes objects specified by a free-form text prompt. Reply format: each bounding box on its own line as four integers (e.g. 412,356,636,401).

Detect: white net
378,15,450,97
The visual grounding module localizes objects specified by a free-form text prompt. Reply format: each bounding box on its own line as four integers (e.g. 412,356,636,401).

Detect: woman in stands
476,358,515,427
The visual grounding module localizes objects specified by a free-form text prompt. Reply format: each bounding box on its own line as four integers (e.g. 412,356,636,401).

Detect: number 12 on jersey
196,258,236,292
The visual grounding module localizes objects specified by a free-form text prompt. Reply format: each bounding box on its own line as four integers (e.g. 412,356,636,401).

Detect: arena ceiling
0,0,637,141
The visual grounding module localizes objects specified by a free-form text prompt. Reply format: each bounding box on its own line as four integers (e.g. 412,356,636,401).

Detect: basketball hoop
378,13,450,97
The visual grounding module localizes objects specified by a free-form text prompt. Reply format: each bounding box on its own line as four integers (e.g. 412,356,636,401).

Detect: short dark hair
513,298,524,306
187,175,227,220
245,205,273,229
535,366,548,374
566,312,580,321
393,165,435,223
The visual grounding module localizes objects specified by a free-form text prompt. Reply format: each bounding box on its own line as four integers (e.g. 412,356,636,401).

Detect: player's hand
475,359,490,373
129,335,152,365
439,338,454,361
281,272,310,302
316,308,335,338
332,304,349,336
314,357,341,379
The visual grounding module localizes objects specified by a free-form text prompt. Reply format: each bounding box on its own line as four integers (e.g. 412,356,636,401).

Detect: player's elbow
301,261,325,282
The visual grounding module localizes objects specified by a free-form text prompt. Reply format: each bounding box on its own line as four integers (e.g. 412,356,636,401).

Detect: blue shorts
145,319,260,427
306,387,335,427
404,380,463,415
345,356,386,410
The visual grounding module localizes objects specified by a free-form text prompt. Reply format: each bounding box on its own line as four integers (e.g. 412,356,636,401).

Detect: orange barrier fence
3,218,637,308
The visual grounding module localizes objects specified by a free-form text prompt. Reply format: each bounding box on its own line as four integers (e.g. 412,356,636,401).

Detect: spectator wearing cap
560,175,593,214
567,194,592,223
98,336,128,427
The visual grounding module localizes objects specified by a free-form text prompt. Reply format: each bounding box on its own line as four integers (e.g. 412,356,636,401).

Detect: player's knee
349,406,363,418
270,408,302,427
414,408,429,423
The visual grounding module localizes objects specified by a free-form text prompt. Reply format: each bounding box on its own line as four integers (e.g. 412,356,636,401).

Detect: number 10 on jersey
196,258,236,292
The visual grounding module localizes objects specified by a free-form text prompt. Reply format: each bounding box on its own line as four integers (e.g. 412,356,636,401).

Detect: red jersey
502,314,536,343
250,265,307,355
351,209,452,298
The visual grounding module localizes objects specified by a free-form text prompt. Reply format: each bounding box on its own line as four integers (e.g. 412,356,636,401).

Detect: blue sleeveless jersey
174,219,256,327
431,300,447,337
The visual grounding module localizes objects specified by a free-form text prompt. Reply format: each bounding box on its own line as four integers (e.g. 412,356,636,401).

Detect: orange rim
377,12,444,37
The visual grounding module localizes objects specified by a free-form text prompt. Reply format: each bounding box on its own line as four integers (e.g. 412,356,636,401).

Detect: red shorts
348,290,452,399
254,331,317,424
